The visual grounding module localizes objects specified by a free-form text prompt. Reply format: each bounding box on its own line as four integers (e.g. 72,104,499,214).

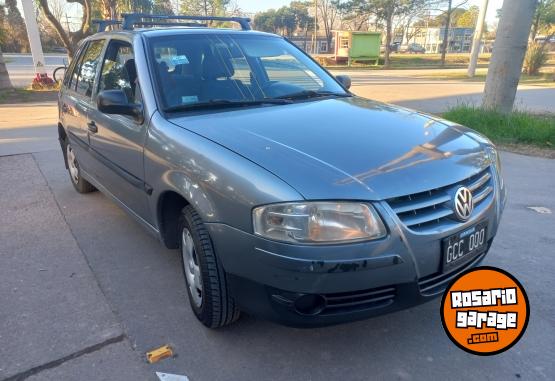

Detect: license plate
443,221,488,271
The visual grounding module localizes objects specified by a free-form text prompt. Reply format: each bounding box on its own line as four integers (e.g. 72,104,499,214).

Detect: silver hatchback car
58,14,506,328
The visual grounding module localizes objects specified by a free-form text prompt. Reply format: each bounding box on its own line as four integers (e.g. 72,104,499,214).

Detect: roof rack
92,19,121,32
120,13,252,31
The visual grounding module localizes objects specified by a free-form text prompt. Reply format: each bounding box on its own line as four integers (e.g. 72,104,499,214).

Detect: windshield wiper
275,90,352,101
164,98,292,113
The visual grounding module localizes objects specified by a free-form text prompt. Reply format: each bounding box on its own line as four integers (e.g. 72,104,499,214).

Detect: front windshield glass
147,33,348,111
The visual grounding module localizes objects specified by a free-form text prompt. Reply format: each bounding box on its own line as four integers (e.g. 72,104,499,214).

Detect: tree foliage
2,0,30,53
180,0,230,16
254,1,315,37
531,0,555,40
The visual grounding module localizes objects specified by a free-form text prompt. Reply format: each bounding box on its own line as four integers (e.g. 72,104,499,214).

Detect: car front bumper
206,180,506,327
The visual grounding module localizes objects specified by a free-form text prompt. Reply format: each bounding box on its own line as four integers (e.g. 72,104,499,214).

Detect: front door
88,39,151,222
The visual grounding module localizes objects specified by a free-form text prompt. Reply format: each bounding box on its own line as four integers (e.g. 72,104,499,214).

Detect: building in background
396,27,475,53
289,35,331,54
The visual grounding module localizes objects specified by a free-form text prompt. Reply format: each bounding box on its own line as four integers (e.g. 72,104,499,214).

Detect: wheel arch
157,190,190,249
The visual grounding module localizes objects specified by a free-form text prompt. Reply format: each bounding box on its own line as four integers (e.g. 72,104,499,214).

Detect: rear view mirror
97,90,143,122
335,75,352,90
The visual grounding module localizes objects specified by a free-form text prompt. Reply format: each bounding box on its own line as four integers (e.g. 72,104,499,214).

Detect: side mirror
336,75,352,90
97,90,143,122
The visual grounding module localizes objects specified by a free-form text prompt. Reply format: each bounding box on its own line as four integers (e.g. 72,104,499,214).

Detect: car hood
169,97,492,200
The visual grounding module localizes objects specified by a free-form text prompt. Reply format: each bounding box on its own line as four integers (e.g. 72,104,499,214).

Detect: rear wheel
179,205,240,328
65,139,96,194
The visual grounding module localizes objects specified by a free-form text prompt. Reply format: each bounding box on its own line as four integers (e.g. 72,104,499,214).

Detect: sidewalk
0,154,153,381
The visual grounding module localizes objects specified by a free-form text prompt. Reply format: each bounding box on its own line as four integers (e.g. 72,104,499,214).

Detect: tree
153,0,175,14
0,5,12,89
456,5,479,27
180,0,230,16
38,0,93,57
531,0,555,40
254,9,279,33
276,6,297,37
337,0,375,31
483,0,538,113
4,0,30,52
0,44,12,89
318,0,340,47
253,3,315,38
375,1,428,68
437,0,469,66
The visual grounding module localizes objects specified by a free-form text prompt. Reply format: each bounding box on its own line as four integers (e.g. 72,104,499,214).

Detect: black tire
64,138,96,194
178,205,240,328
53,66,66,83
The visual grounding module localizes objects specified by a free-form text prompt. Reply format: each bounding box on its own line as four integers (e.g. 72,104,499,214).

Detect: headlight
487,146,504,189
253,202,386,244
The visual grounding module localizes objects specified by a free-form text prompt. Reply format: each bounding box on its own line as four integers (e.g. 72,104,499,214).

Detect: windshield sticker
171,55,190,65
181,96,199,105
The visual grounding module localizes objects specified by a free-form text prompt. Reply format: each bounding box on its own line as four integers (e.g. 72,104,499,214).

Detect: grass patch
0,88,58,104
321,53,491,69
414,69,555,86
443,106,555,149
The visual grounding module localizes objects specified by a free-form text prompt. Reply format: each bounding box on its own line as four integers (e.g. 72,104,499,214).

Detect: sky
238,0,505,27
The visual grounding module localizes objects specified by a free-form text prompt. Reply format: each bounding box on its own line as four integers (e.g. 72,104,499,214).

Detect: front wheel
179,205,240,328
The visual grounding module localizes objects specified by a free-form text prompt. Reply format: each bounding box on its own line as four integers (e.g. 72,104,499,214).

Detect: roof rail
92,19,121,32
120,13,252,31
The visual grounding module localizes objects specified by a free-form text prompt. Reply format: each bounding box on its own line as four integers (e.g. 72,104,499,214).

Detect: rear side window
67,44,88,90
75,40,105,97
64,44,86,88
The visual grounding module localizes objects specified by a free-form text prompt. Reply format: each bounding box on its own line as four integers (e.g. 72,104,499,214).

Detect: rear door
88,38,151,221
61,39,106,174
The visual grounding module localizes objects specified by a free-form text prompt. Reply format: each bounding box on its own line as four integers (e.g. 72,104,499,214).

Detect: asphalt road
5,54,555,114
1,98,554,380
4,54,67,87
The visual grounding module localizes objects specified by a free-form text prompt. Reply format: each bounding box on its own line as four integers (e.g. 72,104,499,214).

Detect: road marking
527,206,552,214
156,372,189,381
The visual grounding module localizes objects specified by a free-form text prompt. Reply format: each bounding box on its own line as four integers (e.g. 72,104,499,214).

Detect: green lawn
321,53,492,69
443,106,555,149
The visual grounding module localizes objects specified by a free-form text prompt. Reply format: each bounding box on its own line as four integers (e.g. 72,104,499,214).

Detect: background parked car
401,43,426,54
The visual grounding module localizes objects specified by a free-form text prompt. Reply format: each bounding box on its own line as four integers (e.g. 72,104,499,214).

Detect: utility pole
483,0,538,113
21,0,47,76
468,0,489,77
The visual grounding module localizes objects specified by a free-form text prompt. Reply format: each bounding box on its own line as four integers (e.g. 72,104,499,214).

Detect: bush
523,43,549,76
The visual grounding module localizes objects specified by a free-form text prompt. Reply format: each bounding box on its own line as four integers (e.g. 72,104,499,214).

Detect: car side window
67,43,88,90
75,40,105,98
98,40,138,104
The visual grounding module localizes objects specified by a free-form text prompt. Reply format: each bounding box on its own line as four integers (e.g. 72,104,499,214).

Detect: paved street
1,64,554,380
5,54,555,114
4,54,67,88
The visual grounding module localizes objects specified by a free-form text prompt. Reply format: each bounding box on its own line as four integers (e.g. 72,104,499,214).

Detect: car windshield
147,33,348,111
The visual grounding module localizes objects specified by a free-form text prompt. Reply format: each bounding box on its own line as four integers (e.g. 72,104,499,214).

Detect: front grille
321,286,396,315
386,167,494,232
418,251,487,296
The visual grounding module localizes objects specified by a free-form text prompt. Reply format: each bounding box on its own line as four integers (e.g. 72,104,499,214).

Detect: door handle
87,121,98,134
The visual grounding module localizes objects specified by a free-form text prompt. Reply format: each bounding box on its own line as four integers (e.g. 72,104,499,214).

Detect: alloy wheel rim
66,144,79,184
181,228,203,308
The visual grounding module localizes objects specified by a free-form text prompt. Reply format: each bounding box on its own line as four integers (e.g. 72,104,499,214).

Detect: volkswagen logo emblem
454,187,474,221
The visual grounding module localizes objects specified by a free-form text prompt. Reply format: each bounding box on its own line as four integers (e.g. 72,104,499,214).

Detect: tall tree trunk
483,0,538,113
384,15,393,68
441,0,453,66
0,45,13,89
